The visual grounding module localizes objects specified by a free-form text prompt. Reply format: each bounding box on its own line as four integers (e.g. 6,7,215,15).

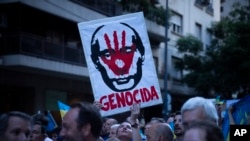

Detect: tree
118,0,171,26
175,1,250,98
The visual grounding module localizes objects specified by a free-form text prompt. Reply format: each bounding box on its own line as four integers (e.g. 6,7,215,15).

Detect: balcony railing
71,0,122,16
0,32,87,66
206,4,214,15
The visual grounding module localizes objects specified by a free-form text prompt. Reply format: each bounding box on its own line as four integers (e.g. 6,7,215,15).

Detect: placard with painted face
78,12,162,116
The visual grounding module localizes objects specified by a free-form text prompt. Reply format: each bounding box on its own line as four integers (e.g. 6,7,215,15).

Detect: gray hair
181,96,219,125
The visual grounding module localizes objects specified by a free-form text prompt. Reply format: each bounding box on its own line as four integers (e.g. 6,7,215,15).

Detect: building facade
156,0,221,112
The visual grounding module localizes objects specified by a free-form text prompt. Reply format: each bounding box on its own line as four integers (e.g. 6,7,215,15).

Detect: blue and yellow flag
221,94,250,141
57,101,70,119
46,111,58,132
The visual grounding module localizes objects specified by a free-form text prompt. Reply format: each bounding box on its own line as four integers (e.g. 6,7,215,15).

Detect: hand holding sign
93,101,103,110
127,103,140,126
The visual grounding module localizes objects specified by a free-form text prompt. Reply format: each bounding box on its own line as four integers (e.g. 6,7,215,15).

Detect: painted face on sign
91,23,145,92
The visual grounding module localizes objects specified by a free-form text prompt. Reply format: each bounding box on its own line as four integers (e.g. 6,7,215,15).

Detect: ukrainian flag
57,101,70,119
221,94,250,141
46,111,58,132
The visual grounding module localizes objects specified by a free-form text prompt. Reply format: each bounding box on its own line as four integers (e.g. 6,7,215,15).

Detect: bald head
146,123,174,141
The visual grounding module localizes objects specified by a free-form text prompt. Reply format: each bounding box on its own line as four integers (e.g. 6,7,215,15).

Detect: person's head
181,96,218,129
144,117,166,136
166,113,175,123
59,102,103,141
32,111,49,126
109,124,120,138
106,137,121,141
116,121,132,141
51,132,58,141
0,111,32,141
150,117,165,124
49,127,61,141
145,123,174,141
101,117,108,135
166,113,175,130
30,121,46,141
103,118,118,135
174,111,184,137
183,120,224,141
91,23,145,92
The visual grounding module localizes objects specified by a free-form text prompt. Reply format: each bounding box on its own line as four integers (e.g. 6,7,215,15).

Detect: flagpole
48,110,57,127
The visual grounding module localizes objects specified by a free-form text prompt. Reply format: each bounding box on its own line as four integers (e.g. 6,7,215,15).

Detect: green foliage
175,1,250,98
118,0,170,26
176,34,203,55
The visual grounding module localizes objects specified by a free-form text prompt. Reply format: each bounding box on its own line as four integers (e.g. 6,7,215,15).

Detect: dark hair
185,120,224,141
71,102,103,138
174,111,181,116
33,120,47,135
32,112,49,126
102,117,108,123
0,111,32,136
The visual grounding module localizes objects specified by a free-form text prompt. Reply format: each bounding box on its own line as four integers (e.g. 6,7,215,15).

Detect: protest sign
78,12,162,116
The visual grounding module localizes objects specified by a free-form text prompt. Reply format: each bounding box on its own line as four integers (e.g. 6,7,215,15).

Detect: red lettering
143,88,151,102
108,93,117,110
150,86,159,100
99,86,160,111
116,92,126,108
125,91,133,106
133,89,141,103
100,95,109,111
140,88,145,102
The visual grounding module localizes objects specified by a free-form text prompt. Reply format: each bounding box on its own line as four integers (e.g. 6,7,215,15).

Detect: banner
78,12,163,116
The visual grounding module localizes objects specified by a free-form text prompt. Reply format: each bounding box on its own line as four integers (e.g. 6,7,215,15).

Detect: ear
81,123,91,136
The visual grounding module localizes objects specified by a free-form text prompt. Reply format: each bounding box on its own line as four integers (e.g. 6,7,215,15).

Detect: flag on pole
57,101,70,119
46,111,58,132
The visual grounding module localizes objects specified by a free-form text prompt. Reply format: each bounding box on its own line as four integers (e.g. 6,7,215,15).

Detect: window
171,11,182,35
205,28,212,49
45,90,67,110
195,22,202,41
220,6,224,13
171,56,183,81
195,0,214,15
46,31,63,44
206,1,214,15
195,0,210,7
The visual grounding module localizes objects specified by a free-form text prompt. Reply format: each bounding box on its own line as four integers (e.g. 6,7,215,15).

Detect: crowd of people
0,95,248,141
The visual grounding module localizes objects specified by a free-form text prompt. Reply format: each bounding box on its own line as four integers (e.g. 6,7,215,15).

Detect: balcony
206,4,214,16
0,32,87,66
71,0,122,17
